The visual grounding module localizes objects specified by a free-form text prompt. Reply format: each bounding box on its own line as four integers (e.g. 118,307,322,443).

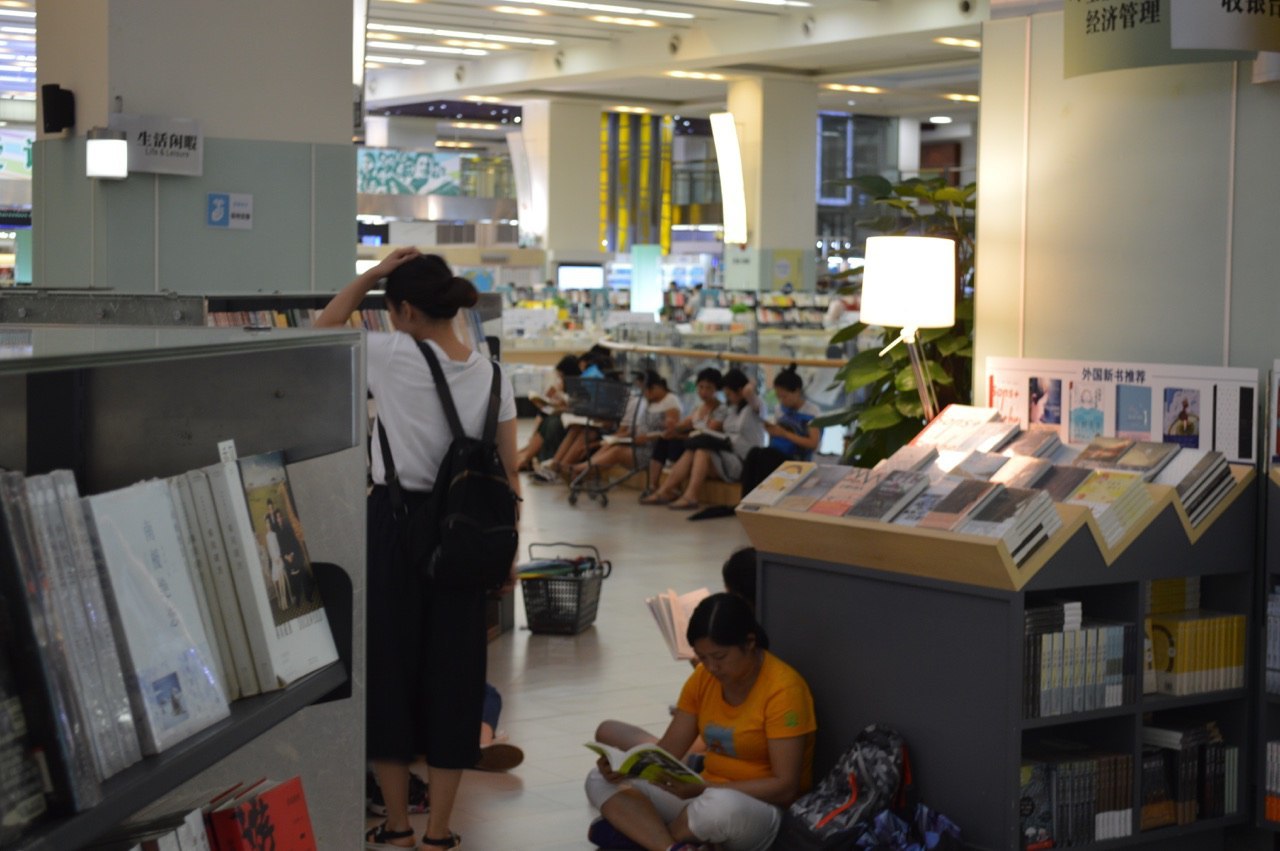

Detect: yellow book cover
1066,470,1144,507
1147,613,1188,695
739,462,814,508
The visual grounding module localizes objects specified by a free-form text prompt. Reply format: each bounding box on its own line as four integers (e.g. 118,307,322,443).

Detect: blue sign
206,193,229,228
206,192,253,230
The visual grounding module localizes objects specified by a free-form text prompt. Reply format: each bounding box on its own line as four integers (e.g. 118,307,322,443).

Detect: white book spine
51,471,144,770
186,470,260,697
168,477,237,703
204,461,279,692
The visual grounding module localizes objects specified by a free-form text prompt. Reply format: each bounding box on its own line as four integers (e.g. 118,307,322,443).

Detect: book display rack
0,326,366,850
740,466,1256,850
1261,469,1280,830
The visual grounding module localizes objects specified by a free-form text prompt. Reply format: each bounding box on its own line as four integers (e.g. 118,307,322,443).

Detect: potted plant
816,175,976,466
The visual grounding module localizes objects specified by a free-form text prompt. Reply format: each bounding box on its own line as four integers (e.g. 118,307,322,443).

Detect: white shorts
584,768,781,851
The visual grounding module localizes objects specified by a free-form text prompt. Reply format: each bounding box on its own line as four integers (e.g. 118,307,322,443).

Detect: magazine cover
237,453,321,626
1067,381,1107,444
1028,377,1062,431
1115,384,1153,441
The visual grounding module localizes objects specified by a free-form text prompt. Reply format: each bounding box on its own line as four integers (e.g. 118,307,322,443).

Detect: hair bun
444,276,479,310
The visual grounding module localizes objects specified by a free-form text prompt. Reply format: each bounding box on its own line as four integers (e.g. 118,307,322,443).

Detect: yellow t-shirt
676,651,816,790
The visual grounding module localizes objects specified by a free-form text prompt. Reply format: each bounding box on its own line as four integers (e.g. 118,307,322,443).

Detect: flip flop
668,500,701,511
365,822,416,849
640,493,673,505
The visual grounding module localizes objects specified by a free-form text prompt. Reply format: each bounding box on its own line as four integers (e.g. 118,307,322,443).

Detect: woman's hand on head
370,246,421,280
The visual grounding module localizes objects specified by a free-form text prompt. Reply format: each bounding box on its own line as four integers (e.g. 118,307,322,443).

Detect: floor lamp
859,235,956,422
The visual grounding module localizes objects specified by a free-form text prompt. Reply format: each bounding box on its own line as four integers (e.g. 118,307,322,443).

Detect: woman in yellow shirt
585,593,816,851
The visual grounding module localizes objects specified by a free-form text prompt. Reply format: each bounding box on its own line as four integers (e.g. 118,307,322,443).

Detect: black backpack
377,340,519,592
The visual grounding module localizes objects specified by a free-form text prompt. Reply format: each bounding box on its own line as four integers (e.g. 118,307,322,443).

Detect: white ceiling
363,0,986,123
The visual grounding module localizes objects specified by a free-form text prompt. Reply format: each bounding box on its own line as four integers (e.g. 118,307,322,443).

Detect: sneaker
586,817,645,850
366,770,429,816
531,465,560,483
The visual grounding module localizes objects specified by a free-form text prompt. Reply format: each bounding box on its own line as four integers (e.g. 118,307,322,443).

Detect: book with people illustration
585,741,704,786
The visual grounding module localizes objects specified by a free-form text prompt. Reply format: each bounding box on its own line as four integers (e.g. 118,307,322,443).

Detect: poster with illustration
1162,387,1201,449
1068,381,1107,444
1115,384,1153,441
1028,377,1062,431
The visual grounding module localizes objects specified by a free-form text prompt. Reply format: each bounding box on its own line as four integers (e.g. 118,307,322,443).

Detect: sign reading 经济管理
107,114,203,176
1064,0,1252,78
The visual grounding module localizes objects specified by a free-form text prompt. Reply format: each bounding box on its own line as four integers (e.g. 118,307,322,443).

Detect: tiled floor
369,463,751,850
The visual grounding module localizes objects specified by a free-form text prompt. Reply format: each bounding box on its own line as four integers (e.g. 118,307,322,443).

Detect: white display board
987,356,1259,465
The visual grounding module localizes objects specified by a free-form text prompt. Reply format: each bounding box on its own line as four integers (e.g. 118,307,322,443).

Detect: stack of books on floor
1023,600,1137,719
1060,469,1153,548
87,775,317,850
0,449,339,834
1020,741,1134,846
1141,719,1237,827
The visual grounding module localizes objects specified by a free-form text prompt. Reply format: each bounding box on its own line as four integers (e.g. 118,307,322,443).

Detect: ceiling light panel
465,95,504,103
366,55,427,65
499,0,693,20
493,4,546,13
944,93,980,102
824,83,883,94
613,105,649,113
666,70,725,80
591,15,659,26
935,36,981,49
368,23,557,45
453,121,502,130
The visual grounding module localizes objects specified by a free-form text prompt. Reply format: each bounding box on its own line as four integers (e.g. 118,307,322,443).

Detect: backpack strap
415,340,466,442
375,416,405,517
482,359,502,444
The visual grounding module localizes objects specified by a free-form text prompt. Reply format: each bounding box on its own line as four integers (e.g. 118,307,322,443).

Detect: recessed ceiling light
730,0,810,6
501,0,693,19
493,4,546,13
0,2,31,8
591,15,659,26
367,40,489,56
613,105,650,113
465,95,504,103
934,36,981,49
437,140,476,148
666,70,725,81
928,116,953,124
453,121,502,130
366,55,427,65
944,93,980,103
824,83,883,94
445,39,507,50
368,23,556,45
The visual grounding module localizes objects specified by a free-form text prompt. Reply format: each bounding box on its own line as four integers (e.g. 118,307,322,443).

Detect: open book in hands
586,741,703,785
527,391,558,415
646,587,712,660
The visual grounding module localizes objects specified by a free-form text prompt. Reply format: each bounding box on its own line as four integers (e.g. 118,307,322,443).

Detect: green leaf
857,402,905,430
845,362,893,391
849,174,894,198
955,344,974,357
935,187,971,204
894,364,919,392
955,298,975,321
926,360,955,385
829,321,868,345
875,198,914,211
813,408,860,428
917,326,953,344
895,394,925,418
934,332,969,357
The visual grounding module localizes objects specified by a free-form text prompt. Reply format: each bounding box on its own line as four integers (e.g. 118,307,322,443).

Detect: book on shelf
1018,760,1055,850
1146,577,1201,615
1003,429,1060,459
85,479,231,755
0,640,49,843
1067,380,1108,444
87,805,212,850
774,465,851,512
945,450,1010,480
184,469,260,698
738,462,814,508
915,479,1001,532
1141,719,1230,826
990,455,1052,490
911,404,1003,452
1022,742,1133,845
1023,618,1135,719
0,470,103,813
958,487,1061,564
1063,469,1152,547
891,477,961,528
876,444,939,474
1145,610,1244,696
204,451,339,692
207,776,318,851
845,470,930,523
808,468,881,516
585,741,702,785
645,587,712,661
1073,436,1134,469
1029,464,1093,503
1113,440,1180,481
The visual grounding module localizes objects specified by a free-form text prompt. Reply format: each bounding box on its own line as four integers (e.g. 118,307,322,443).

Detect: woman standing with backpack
317,247,520,850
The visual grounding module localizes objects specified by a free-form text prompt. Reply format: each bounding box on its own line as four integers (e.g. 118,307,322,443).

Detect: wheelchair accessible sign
206,192,253,230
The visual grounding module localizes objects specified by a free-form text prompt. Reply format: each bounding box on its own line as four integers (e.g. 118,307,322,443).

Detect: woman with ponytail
585,592,816,851
319,248,519,850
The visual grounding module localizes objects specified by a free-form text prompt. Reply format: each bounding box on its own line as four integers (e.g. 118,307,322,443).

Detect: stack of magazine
0,449,339,831
1153,449,1234,526
957,487,1060,564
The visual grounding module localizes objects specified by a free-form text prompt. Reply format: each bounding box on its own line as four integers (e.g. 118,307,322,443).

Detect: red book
209,776,317,851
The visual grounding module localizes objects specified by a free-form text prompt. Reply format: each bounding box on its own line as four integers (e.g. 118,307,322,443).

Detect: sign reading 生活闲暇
1064,0,1252,78
107,114,202,176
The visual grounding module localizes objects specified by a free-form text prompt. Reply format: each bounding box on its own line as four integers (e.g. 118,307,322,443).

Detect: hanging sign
107,114,203,176
1064,0,1251,78
1170,0,1280,51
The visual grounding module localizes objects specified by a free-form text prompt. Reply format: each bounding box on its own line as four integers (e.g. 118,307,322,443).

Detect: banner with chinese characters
0,129,32,180
1171,0,1280,51
107,114,202,176
987,357,1259,464
1064,0,1251,78
356,148,462,196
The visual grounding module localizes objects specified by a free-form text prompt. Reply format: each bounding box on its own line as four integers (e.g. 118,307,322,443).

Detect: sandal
475,742,524,772
668,499,701,511
640,493,673,505
421,831,462,849
365,822,416,849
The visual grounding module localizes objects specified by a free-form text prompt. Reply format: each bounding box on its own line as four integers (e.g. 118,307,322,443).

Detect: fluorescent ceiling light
366,55,427,65
367,40,488,56
0,26,34,34
667,70,725,81
730,0,810,6
501,0,693,19
944,93,980,102
437,140,475,148
824,83,883,94
591,15,659,26
935,36,981,49
613,105,650,113
494,4,546,13
465,95,504,103
453,121,502,130
445,39,507,49
369,22,557,45
928,116,953,124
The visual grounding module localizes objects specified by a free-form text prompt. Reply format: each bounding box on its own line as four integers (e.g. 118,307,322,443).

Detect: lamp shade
86,128,128,179
859,235,956,330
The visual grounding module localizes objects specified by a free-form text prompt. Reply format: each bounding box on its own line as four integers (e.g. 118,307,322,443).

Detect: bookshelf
1260,470,1280,830
740,468,1257,850
0,326,367,850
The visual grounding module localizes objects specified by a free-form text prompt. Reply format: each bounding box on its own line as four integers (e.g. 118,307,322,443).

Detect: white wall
974,12,1280,399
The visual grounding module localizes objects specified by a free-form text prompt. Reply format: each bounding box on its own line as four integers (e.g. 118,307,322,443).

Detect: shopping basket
518,542,612,635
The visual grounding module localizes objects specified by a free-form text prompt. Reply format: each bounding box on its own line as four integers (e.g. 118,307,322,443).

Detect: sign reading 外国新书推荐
1063,0,1252,78
107,114,203,177
206,193,253,230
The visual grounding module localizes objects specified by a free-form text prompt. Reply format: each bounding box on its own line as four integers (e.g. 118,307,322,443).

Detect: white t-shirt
368,332,516,492
642,393,682,435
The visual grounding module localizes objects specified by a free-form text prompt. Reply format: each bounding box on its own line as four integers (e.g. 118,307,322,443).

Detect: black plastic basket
518,543,611,635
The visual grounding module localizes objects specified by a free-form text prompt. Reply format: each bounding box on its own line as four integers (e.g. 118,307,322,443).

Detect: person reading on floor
644,368,728,497
640,369,764,511
739,363,823,495
570,371,682,481
516,354,579,472
584,592,816,851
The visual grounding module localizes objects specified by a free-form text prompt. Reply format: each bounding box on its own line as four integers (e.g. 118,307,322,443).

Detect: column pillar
364,115,437,149
513,99,602,266
722,77,817,291
34,0,355,293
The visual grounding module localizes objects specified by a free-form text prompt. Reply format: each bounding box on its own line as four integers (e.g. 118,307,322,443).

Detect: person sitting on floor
585,592,816,851
644,368,728,498
640,369,764,511
739,363,823,495
516,354,579,472
570,371,682,482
